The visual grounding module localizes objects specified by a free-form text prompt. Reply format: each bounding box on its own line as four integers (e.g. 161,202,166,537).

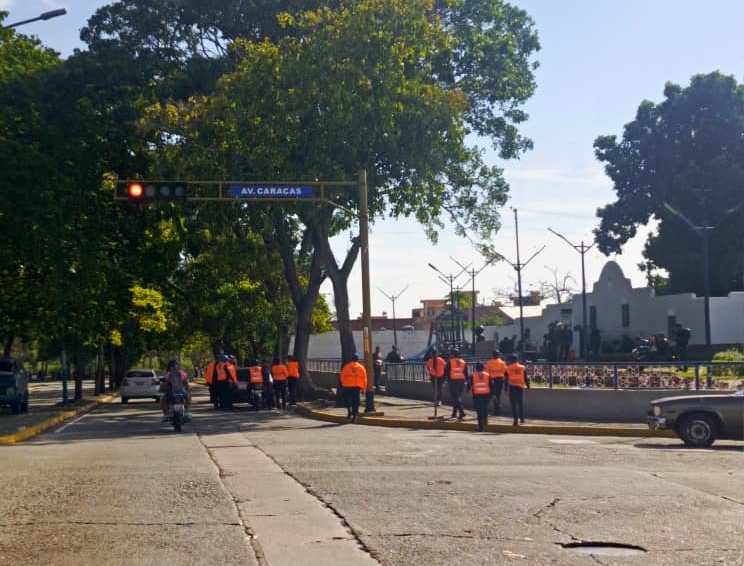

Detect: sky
7,0,744,319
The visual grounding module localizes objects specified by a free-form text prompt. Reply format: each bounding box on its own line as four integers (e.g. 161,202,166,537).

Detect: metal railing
376,360,744,391
306,358,344,374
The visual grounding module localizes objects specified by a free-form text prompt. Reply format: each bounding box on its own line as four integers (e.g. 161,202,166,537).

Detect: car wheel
679,413,718,448
121,397,129,404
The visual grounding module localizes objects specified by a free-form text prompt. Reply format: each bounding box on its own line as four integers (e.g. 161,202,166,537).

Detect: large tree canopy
594,71,744,296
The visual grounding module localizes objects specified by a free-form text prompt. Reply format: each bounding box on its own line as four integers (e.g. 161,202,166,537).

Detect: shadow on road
634,441,743,452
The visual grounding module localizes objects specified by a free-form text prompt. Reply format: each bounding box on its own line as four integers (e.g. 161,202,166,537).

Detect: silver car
648,390,744,447
121,369,161,404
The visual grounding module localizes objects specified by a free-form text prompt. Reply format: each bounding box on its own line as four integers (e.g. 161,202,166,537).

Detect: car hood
651,394,735,405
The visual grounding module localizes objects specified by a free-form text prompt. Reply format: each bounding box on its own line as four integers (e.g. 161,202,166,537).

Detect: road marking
54,412,91,433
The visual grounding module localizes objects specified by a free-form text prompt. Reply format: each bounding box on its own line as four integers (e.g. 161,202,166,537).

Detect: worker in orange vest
445,350,468,420
204,353,221,409
425,348,446,406
470,362,492,432
287,355,301,406
339,353,367,422
485,350,507,415
216,354,238,409
271,358,289,410
505,354,529,425
248,360,264,411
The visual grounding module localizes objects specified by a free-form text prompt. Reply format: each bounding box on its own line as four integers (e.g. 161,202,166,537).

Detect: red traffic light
127,182,144,199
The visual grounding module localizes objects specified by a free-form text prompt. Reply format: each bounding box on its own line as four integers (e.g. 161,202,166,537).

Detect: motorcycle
170,392,189,432
250,382,264,411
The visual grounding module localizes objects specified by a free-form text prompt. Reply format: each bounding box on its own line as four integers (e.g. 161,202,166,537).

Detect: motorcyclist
161,360,191,422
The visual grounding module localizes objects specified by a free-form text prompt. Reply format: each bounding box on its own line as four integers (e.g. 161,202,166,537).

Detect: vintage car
648,390,744,447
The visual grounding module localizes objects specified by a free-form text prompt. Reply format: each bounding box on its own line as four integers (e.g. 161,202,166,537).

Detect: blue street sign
229,185,316,199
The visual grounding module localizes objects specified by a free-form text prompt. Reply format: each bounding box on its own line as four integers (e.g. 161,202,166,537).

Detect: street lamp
428,262,470,351
547,228,595,360
662,198,744,357
377,285,409,348
3,8,67,29
450,256,499,355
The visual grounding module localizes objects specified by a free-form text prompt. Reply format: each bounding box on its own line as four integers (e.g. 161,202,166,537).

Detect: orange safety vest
340,361,368,389
272,364,289,382
205,362,217,385
217,362,237,383
471,370,491,396
287,361,300,379
449,358,466,381
426,356,445,378
248,366,263,385
506,363,527,388
485,358,507,380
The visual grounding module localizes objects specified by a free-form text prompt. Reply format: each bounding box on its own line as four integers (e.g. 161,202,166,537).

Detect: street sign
229,185,315,199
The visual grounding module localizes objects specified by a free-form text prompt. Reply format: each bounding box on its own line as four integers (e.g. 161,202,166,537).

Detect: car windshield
0,361,13,372
126,371,154,378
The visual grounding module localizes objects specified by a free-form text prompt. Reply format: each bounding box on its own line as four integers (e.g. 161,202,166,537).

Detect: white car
121,369,161,403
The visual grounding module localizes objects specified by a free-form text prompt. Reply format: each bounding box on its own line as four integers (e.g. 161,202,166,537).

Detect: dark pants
474,395,491,432
274,381,287,409
509,386,525,424
288,378,298,405
491,379,504,414
217,380,233,409
209,383,218,408
430,378,444,404
448,380,465,418
343,387,361,418
374,368,382,390
264,381,274,409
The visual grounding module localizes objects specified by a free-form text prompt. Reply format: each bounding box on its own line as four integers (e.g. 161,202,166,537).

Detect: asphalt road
0,390,742,565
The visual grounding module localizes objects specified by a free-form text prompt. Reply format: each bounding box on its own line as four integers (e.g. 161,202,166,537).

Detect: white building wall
303,329,431,359
711,293,744,345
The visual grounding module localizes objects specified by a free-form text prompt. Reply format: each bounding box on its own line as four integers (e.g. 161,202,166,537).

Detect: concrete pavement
0,389,742,565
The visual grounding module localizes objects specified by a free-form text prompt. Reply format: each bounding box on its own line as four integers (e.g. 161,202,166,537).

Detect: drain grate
559,542,647,557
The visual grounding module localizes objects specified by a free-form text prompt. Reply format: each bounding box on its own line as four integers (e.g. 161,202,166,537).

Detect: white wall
711,292,744,345
301,329,431,359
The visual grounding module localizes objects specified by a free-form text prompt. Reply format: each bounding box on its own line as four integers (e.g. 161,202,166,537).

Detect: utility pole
663,198,744,358
359,170,376,414
548,228,596,360
377,285,409,348
3,8,66,29
450,256,499,355
428,262,470,351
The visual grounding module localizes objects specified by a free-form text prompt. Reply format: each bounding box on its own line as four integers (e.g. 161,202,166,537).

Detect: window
621,304,630,328
589,306,597,329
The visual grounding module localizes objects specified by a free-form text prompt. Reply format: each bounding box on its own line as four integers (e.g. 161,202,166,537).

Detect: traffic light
123,181,187,201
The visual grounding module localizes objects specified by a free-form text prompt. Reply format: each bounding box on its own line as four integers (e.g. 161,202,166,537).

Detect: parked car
648,390,744,447
0,358,29,414
121,369,160,404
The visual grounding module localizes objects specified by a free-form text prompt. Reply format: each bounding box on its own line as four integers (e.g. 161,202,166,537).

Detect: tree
146,0,539,368
539,267,576,304
594,72,744,296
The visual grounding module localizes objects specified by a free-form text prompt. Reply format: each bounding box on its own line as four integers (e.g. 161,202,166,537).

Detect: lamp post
377,285,409,348
3,8,67,29
450,256,499,355
662,198,744,357
428,262,470,351
547,228,595,360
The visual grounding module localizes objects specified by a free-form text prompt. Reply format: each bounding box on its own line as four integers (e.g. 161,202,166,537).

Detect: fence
371,360,744,391
306,358,343,374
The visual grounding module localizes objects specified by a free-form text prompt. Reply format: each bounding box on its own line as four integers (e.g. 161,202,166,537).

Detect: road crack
532,497,560,519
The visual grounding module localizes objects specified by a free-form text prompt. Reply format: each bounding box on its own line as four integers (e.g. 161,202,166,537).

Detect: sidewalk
0,380,114,444
297,394,674,438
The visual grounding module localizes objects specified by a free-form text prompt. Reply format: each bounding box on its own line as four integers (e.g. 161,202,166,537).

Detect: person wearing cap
287,355,301,405
470,362,492,432
425,348,446,406
271,357,289,410
505,354,529,425
485,350,507,415
339,353,367,422
445,349,468,420
216,354,238,409
204,352,221,409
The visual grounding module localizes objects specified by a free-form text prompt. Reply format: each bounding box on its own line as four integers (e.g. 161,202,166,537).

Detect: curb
0,394,116,445
295,403,676,438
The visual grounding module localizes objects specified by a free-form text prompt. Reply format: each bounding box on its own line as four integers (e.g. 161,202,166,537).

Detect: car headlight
653,405,662,417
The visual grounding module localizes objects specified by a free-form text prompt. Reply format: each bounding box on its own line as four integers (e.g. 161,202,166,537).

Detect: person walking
339,353,367,422
425,349,445,406
505,354,529,425
287,355,301,405
261,358,274,410
470,362,492,432
485,350,507,415
445,350,468,420
204,354,220,409
271,358,289,410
